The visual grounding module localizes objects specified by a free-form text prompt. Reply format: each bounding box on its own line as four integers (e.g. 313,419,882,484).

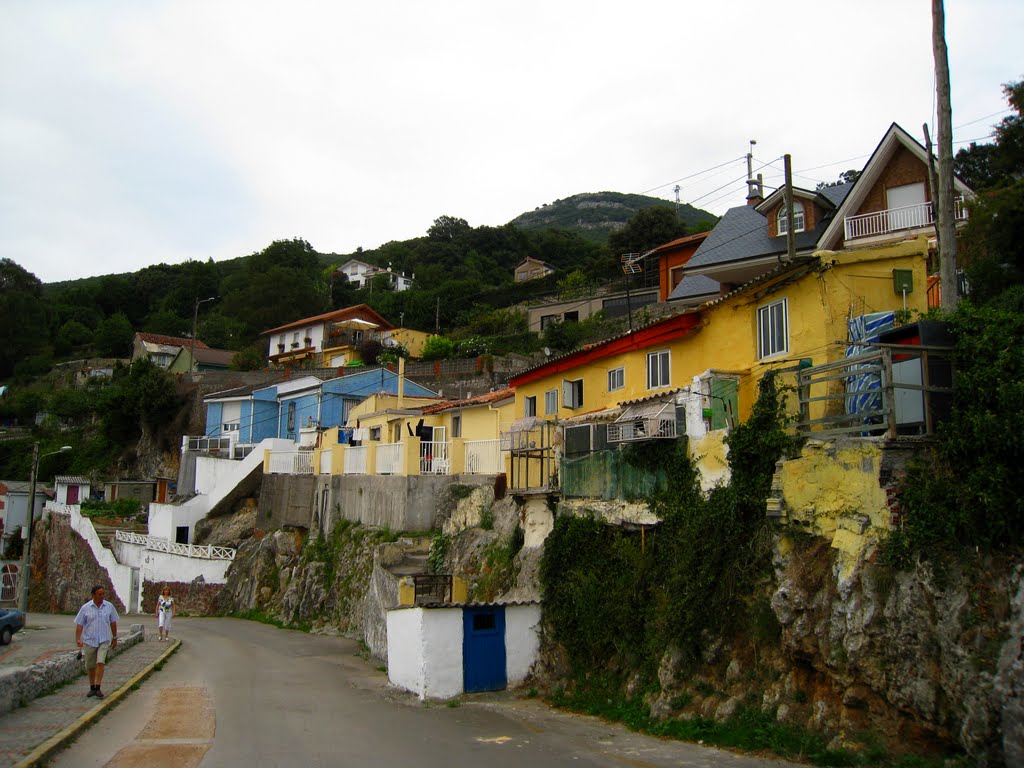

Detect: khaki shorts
83,642,110,670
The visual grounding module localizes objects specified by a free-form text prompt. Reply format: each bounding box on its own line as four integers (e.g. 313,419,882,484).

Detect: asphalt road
48,617,793,768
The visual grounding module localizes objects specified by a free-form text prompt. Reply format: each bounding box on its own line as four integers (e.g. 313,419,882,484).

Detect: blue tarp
844,311,895,419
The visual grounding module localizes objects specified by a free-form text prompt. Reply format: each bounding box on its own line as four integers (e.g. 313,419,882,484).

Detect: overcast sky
2,1,1021,284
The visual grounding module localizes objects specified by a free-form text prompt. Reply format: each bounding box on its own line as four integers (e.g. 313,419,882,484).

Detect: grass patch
231,608,311,633
446,699,461,708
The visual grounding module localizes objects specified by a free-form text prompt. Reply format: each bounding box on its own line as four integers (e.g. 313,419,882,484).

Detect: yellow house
380,328,433,359
313,388,514,477
510,236,931,447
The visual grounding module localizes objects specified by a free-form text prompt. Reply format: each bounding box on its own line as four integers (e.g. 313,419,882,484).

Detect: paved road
47,617,792,768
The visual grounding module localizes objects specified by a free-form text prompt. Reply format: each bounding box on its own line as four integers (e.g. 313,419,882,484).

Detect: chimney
746,173,764,206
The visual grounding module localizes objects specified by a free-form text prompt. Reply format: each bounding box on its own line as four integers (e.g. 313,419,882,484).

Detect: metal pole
18,443,40,612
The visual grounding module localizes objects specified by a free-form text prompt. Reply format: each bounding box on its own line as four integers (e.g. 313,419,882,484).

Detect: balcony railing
464,439,502,474
319,448,332,474
115,530,236,561
268,449,314,475
377,442,404,475
344,445,368,475
187,436,233,453
844,197,967,241
419,441,450,475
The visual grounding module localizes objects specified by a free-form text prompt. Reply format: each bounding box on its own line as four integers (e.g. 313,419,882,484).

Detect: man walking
74,585,119,699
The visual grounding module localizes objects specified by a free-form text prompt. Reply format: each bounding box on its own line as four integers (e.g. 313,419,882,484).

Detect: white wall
113,541,230,586
387,608,425,698
66,506,133,612
505,604,541,686
422,609,463,699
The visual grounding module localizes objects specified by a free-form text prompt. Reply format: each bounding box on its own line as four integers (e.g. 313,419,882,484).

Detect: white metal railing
44,500,73,516
376,442,404,475
1,563,19,602
419,441,450,475
344,445,368,475
267,449,314,475
844,196,967,240
114,530,236,560
319,448,332,474
464,439,502,474
186,436,233,453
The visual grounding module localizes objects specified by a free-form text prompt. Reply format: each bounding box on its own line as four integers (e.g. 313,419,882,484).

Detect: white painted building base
386,603,541,700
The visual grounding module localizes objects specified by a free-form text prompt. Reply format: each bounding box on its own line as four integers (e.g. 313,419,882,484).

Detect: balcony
843,197,967,241
267,449,314,475
464,439,502,474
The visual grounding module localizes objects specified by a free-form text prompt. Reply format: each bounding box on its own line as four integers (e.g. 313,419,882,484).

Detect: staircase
91,519,148,550
386,537,431,578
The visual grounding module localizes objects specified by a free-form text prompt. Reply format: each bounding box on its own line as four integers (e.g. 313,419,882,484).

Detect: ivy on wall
540,373,795,677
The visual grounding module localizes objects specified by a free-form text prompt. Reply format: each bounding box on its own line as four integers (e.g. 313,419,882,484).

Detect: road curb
13,638,181,768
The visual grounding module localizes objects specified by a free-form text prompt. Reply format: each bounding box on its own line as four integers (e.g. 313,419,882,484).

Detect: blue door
462,607,506,693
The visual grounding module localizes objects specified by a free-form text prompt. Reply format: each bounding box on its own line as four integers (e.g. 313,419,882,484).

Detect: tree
608,206,687,257
427,216,471,242
95,312,134,357
955,80,1024,190
0,259,49,378
816,169,862,189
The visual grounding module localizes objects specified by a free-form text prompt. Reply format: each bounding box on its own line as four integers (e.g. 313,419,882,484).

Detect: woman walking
156,586,174,641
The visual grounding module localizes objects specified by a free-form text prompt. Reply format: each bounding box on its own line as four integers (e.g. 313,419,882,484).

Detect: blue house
203,370,440,443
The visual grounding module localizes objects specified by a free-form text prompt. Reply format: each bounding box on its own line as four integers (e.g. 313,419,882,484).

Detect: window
563,311,579,323
757,298,789,358
524,396,537,417
608,367,625,392
451,414,462,438
540,314,558,330
647,350,671,390
562,378,584,409
670,266,685,290
777,201,805,235
287,401,296,432
544,389,558,415
369,426,382,441
222,422,240,432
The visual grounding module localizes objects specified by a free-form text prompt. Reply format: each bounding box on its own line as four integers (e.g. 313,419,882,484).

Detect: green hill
508,191,717,242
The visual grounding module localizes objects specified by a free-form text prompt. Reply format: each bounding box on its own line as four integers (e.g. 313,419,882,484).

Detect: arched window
777,201,805,235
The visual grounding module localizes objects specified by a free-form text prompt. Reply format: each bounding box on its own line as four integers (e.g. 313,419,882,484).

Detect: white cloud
1,0,1021,282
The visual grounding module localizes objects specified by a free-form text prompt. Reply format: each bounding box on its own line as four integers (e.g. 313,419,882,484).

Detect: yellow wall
514,237,930,426
389,328,432,358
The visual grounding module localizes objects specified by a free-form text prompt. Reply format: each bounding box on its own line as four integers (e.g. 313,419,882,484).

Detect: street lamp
190,296,216,373
19,444,72,611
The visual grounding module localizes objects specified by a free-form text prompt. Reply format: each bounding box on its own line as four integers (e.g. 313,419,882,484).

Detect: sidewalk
0,614,177,767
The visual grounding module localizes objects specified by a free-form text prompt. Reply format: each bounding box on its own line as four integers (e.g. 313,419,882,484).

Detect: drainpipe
398,357,405,409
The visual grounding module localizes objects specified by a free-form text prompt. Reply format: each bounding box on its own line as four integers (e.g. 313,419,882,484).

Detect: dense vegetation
887,80,1024,564
0,195,715,383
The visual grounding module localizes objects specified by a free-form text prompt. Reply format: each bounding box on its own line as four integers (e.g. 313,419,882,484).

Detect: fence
344,446,368,475
376,442,404,475
560,449,668,501
114,530,236,561
319,448,333,474
267,449,314,475
413,574,453,604
464,439,502,474
419,441,450,475
791,346,954,438
0,562,19,602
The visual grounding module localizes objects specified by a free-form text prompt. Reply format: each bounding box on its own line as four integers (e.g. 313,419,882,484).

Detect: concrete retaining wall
0,625,144,715
329,475,493,532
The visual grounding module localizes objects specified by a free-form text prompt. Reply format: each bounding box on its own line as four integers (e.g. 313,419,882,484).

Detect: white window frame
524,396,537,418
757,298,789,359
607,366,625,392
646,350,671,390
777,201,805,236
544,389,558,416
451,414,462,438
562,378,584,409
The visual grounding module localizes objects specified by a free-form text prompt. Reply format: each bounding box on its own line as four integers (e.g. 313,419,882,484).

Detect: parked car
0,607,26,644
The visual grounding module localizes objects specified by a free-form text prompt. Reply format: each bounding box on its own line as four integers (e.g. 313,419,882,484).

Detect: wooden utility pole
783,154,796,262
932,0,958,308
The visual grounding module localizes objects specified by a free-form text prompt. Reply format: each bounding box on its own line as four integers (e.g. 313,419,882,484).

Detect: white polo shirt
74,599,119,647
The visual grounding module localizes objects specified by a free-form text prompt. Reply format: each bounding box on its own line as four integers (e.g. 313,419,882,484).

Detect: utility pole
783,154,796,263
932,0,958,308
673,185,681,220
191,296,216,373
435,296,440,332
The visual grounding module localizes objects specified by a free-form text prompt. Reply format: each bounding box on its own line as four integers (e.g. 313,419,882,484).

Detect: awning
614,400,674,423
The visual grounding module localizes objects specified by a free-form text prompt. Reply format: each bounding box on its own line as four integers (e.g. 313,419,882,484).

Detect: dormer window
777,201,805,235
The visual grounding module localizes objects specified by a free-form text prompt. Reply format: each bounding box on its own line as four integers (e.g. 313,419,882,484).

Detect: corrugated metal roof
54,475,90,485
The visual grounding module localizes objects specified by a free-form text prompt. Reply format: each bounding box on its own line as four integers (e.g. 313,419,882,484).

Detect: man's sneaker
94,689,105,699
86,688,97,698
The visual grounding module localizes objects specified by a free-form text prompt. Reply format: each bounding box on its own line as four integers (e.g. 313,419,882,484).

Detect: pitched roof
649,230,711,254
420,387,515,414
261,304,395,336
668,273,721,302
191,347,235,367
685,185,851,273
54,475,90,485
135,332,209,350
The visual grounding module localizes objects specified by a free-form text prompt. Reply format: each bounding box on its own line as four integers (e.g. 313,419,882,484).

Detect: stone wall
29,515,126,614
256,474,317,531
141,579,222,617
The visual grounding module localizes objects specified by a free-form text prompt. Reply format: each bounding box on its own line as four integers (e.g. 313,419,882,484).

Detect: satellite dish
543,347,551,356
